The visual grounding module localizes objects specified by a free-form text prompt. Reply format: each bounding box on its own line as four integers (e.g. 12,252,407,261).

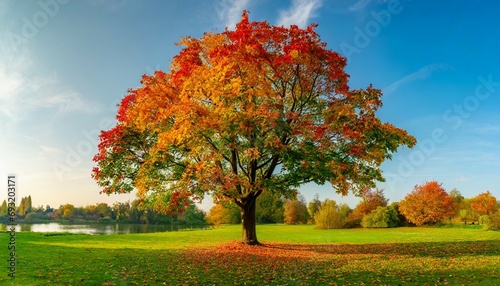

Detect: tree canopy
92,11,416,244
398,181,455,226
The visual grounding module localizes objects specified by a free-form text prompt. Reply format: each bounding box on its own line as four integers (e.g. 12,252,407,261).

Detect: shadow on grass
260,240,500,257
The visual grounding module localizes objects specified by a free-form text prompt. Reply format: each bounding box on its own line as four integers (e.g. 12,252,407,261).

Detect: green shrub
361,206,399,228
314,200,349,229
24,212,51,222
484,210,500,231
479,215,490,226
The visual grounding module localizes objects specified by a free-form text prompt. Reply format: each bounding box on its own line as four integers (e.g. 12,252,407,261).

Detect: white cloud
277,0,322,28
0,53,98,124
383,63,454,95
215,0,250,30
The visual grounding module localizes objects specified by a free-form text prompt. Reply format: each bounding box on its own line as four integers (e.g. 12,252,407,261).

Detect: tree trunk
240,195,259,245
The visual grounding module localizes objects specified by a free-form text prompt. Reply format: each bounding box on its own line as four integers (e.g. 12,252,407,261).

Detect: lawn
1,225,499,285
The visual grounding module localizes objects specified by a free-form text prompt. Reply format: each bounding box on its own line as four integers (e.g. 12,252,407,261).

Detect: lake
0,222,203,235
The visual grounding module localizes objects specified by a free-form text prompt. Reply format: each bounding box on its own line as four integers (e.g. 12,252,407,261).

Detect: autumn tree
314,199,350,229
470,191,498,216
206,204,239,226
17,196,32,217
59,204,75,220
307,194,322,223
92,12,416,244
349,187,388,222
283,195,309,224
398,181,455,226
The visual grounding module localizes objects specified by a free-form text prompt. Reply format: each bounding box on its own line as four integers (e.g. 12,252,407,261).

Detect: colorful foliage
5,226,500,285
314,199,350,229
283,195,309,224
470,191,498,215
92,11,416,244
349,187,388,221
398,181,455,226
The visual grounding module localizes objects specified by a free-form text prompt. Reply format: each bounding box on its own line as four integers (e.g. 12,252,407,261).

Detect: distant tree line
206,181,500,230
2,181,498,231
0,198,206,226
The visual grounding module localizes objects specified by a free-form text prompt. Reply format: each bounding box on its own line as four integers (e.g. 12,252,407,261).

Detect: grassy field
1,225,499,285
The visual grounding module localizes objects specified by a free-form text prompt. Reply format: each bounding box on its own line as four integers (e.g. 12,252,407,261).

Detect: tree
178,203,206,226
255,190,284,223
60,204,75,220
92,12,416,244
130,199,146,223
0,200,7,216
307,194,322,223
398,181,455,226
361,205,399,228
206,204,238,226
314,199,350,229
27,195,33,213
470,191,498,216
283,195,309,224
349,187,388,222
484,210,500,230
95,203,112,219
112,201,131,221
17,196,32,217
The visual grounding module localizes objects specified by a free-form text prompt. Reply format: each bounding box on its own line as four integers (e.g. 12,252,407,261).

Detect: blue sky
1,0,499,210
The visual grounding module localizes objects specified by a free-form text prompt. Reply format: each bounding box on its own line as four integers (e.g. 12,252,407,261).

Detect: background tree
255,190,284,223
470,191,498,216
27,195,33,213
95,203,112,219
18,196,32,217
44,205,53,215
0,200,6,216
113,201,131,221
449,188,464,217
130,199,146,223
206,204,240,226
307,194,322,223
283,194,309,224
389,202,408,226
348,187,388,223
484,210,500,230
178,203,206,226
314,199,350,229
60,204,75,220
361,205,399,228
92,12,416,244
398,181,454,226
83,204,98,220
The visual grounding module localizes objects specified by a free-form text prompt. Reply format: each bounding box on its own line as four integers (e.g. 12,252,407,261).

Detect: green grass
1,225,499,285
